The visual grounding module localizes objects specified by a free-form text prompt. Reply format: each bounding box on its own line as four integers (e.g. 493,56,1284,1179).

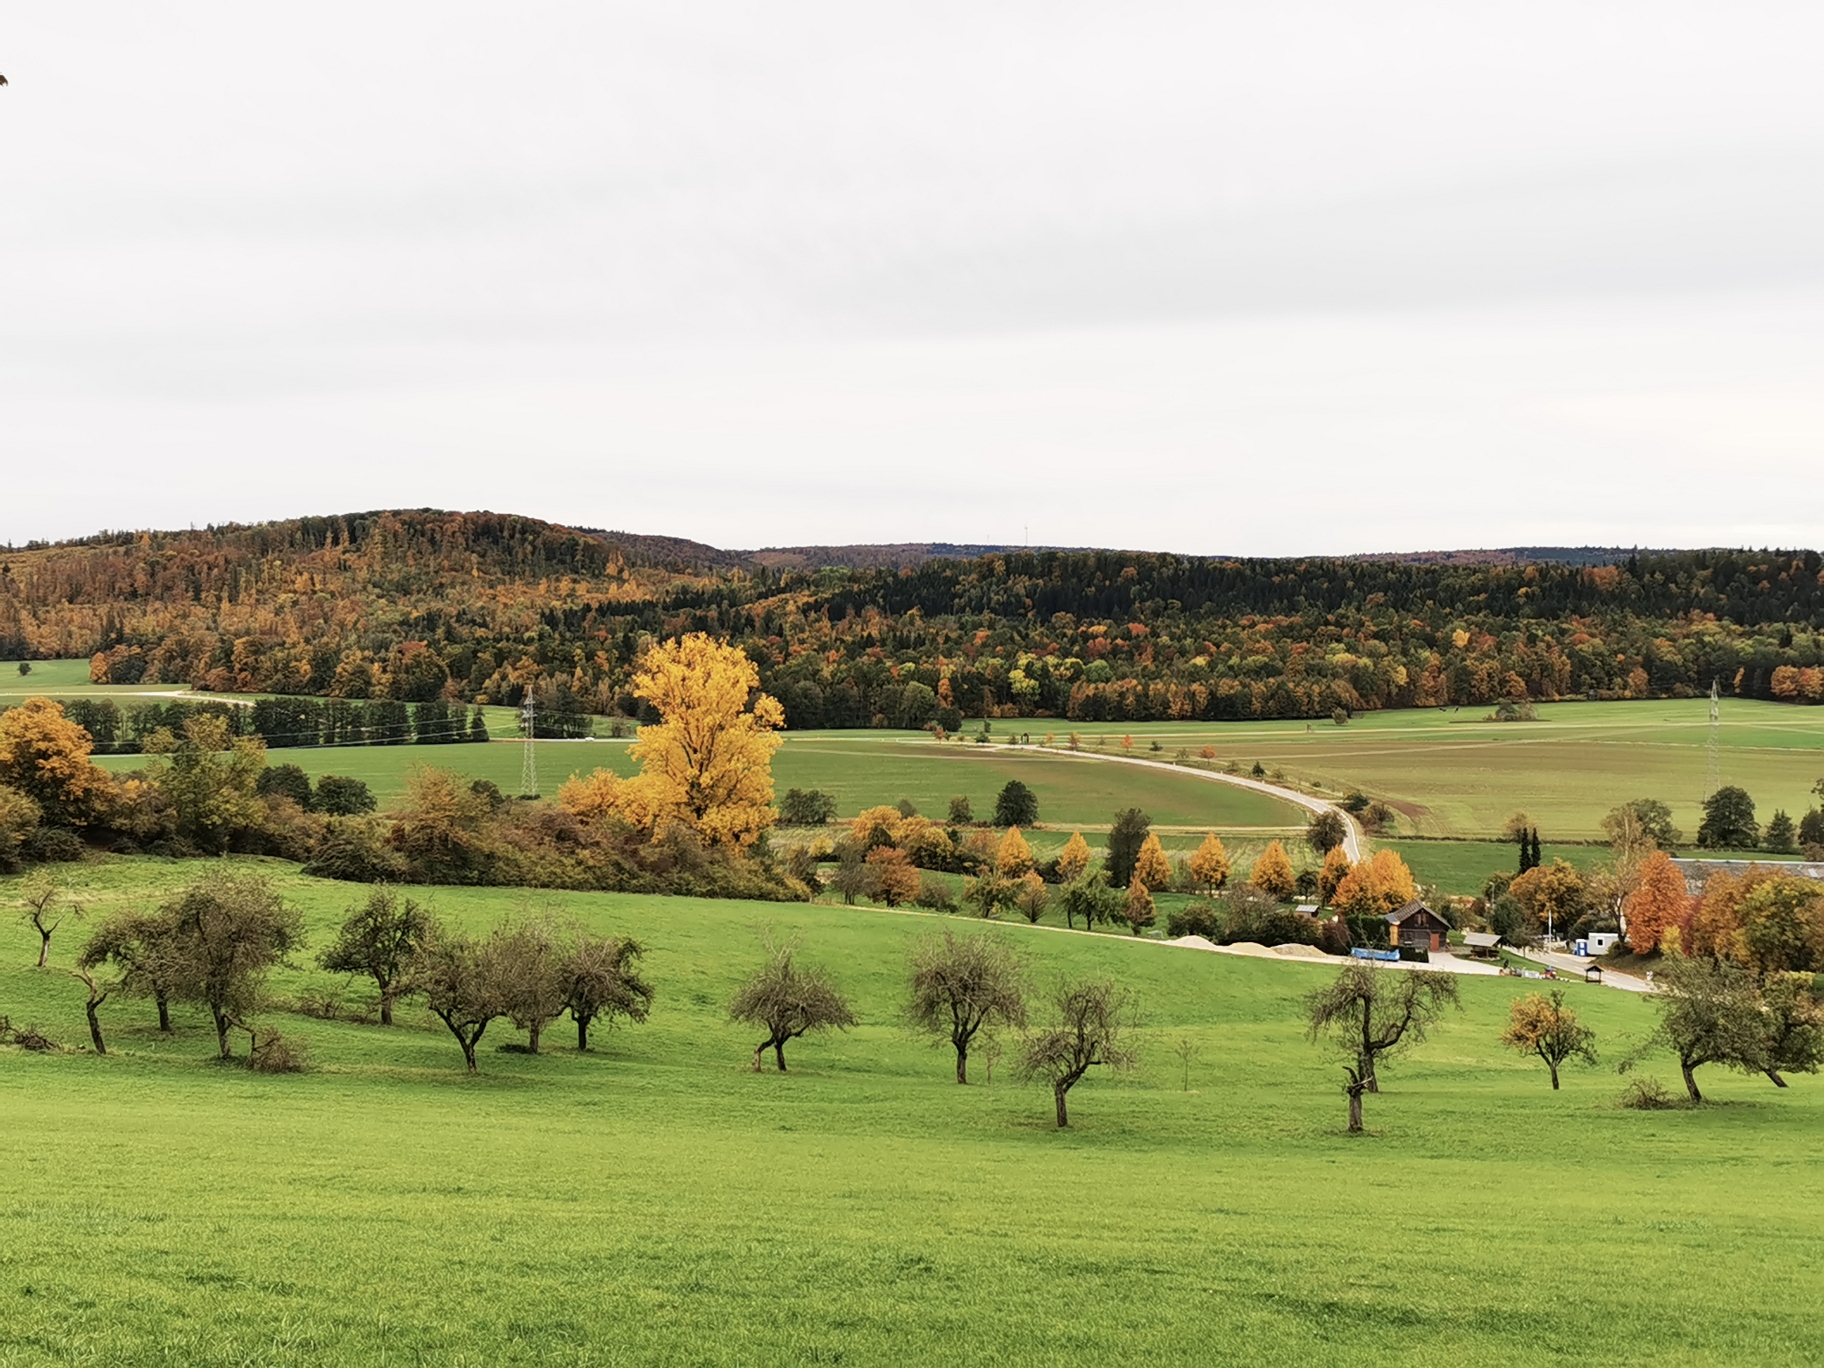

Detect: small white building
1579,931,1621,956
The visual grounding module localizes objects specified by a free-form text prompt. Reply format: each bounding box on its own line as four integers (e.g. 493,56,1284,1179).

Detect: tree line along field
5,859,1824,1367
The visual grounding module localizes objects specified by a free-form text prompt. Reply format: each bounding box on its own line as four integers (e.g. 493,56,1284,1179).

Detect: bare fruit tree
1018,977,1138,1127
728,935,856,1073
904,928,1027,1084
20,875,80,969
1306,964,1459,1133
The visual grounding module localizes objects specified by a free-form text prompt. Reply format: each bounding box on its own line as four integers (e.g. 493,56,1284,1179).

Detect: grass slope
4,860,1823,1366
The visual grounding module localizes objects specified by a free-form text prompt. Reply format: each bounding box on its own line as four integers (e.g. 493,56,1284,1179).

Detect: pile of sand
1272,943,1336,960
1215,941,1276,958
1165,935,1221,951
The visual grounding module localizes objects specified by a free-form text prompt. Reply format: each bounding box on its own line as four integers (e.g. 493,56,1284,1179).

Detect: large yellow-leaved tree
1249,839,1296,899
0,698,114,827
1331,849,1419,917
997,826,1034,877
616,634,784,848
1189,833,1231,891
1057,831,1092,882
1134,832,1173,891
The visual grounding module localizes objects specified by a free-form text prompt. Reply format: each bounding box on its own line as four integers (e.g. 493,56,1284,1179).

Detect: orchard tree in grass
79,910,185,1032
1306,964,1460,1132
963,870,1018,920
1104,808,1150,889
1756,973,1824,1087
1014,874,1051,925
1189,833,1231,892
1500,990,1597,1089
996,826,1034,878
70,967,112,1054
728,935,856,1072
1018,977,1139,1127
1056,831,1092,883
1640,957,1769,1103
905,927,1027,1083
993,780,1038,829
1133,833,1171,893
1122,878,1157,935
318,888,435,1025
18,873,79,969
1249,840,1296,900
495,918,568,1053
1735,878,1824,974
406,926,509,1073
559,934,653,1051
1306,810,1349,857
1059,870,1120,931
164,871,303,1060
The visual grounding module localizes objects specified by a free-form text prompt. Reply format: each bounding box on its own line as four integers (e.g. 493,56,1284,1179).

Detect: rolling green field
94,736,1310,832
996,700,1824,840
5,858,1824,1366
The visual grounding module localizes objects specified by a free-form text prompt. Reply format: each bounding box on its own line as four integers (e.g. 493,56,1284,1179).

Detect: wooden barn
1384,900,1451,952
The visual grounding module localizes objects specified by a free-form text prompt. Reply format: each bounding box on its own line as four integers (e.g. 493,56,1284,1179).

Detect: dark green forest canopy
3,512,1821,725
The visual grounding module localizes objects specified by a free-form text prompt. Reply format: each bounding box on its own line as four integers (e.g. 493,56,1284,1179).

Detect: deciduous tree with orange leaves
1249,839,1296,900
1188,833,1231,891
1318,846,1352,905
1622,851,1691,954
617,634,784,848
1331,849,1419,917
1057,831,1092,882
1133,832,1172,891
997,826,1034,878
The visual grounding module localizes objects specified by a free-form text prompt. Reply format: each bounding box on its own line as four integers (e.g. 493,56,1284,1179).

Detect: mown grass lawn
4,859,1823,1366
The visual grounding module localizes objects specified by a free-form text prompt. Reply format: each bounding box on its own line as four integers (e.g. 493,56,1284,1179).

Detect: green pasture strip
4,858,1823,1366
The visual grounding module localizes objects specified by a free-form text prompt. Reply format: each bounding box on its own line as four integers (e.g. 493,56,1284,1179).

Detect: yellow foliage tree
997,826,1034,877
1331,849,1419,917
1134,832,1172,891
1189,833,1231,891
1057,831,1092,882
1318,845,1352,905
1249,839,1296,899
851,805,903,849
1509,860,1588,939
866,846,921,906
0,697,114,826
621,634,784,848
557,768,622,824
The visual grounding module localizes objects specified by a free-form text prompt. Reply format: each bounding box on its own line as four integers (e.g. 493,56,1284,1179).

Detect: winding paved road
987,744,1364,861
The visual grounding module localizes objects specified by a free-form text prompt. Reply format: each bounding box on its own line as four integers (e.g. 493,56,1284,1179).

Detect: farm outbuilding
1385,900,1452,953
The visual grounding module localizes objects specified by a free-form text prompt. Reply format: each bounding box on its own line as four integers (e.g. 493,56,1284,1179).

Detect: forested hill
3,510,1822,726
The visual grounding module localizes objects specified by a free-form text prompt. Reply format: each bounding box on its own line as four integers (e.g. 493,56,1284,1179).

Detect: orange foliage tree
1318,845,1352,905
1189,833,1231,891
1621,851,1691,954
1249,839,1296,900
0,697,114,826
997,827,1034,878
1134,832,1173,891
1057,831,1092,882
1331,850,1419,917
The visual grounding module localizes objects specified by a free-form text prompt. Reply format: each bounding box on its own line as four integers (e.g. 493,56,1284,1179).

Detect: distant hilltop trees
2,511,1821,725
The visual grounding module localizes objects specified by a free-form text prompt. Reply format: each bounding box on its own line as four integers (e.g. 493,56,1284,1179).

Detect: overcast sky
4,3,1822,554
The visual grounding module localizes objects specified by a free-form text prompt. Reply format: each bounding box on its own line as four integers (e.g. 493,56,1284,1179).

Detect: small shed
1584,963,1604,984
1385,900,1452,953
1462,930,1501,959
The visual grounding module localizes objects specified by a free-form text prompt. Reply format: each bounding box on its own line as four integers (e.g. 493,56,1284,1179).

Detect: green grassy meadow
4,859,1824,1366
1015,700,1824,840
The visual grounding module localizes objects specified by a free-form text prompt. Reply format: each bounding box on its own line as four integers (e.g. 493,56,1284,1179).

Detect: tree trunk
37,930,51,969
1054,1083,1070,1128
773,1040,788,1072
86,999,107,1055
1548,1061,1560,1090
1364,1058,1379,1094
461,1036,478,1073
379,991,394,1027
955,1041,969,1084
1681,1060,1702,1103
156,992,171,1033
1348,1089,1363,1133
528,1021,542,1054
212,1005,233,1059
577,1015,591,1051
752,1044,765,1072
1766,1069,1789,1088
